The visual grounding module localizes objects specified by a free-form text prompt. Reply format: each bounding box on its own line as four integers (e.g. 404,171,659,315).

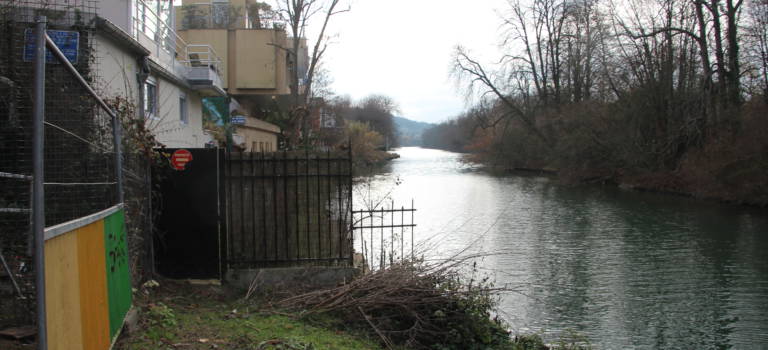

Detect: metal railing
352,201,416,273
181,44,223,75
180,1,286,30
132,0,223,81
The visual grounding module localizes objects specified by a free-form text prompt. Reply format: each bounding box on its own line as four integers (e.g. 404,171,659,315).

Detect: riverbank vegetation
271,254,591,350
114,270,590,350
319,94,402,166
276,258,513,349
115,280,385,350
423,0,768,206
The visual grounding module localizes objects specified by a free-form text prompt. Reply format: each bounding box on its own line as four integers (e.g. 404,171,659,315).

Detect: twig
359,306,395,350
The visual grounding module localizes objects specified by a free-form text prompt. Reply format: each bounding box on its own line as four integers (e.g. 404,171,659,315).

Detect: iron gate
225,150,354,268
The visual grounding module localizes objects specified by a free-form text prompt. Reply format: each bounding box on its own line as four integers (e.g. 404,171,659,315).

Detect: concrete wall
227,29,290,95
233,29,277,89
178,27,291,96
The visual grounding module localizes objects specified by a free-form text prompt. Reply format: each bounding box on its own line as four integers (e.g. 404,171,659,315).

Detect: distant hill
394,116,433,146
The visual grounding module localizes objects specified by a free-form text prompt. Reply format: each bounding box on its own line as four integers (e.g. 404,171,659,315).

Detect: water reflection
358,147,768,349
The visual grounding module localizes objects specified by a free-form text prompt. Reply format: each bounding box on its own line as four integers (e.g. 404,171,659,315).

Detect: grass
115,280,384,350
115,278,591,350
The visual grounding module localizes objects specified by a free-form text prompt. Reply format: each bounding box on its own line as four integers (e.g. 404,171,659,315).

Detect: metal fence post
32,15,48,350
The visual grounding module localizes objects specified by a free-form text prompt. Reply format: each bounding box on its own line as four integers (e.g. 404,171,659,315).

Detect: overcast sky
308,0,510,124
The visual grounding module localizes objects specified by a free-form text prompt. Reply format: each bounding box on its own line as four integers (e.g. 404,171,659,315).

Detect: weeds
147,302,177,328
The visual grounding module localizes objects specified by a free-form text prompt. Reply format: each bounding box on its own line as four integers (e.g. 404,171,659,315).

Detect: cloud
309,0,507,123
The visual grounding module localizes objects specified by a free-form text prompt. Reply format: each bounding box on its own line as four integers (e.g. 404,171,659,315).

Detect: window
179,93,188,124
144,79,157,119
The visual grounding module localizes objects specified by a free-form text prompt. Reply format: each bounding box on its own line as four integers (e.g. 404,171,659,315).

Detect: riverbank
114,279,384,350
355,150,400,166
424,98,768,208
500,164,768,207
113,278,587,350
351,147,768,347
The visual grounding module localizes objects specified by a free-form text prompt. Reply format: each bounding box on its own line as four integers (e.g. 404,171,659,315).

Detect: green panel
103,209,132,338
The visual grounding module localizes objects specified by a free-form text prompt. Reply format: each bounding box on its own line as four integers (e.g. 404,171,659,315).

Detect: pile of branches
276,256,513,350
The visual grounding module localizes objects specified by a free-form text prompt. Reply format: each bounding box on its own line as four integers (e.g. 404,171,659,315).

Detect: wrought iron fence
352,201,416,272
225,150,354,269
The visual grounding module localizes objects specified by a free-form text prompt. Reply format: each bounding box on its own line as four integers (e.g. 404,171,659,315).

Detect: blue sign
23,29,80,64
231,116,246,125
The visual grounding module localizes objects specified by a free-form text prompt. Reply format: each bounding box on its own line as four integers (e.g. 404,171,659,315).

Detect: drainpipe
137,56,150,120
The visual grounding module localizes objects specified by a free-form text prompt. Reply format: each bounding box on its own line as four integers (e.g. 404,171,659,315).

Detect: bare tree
744,0,768,98
274,0,349,147
452,46,552,147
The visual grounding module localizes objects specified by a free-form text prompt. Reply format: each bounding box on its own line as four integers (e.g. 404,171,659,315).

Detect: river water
357,147,768,349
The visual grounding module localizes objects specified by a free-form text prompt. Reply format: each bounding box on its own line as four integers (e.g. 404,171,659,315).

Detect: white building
11,0,220,148
4,0,237,148
95,0,227,148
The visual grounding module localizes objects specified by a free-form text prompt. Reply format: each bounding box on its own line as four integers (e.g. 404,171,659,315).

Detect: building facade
176,0,311,151
98,0,226,148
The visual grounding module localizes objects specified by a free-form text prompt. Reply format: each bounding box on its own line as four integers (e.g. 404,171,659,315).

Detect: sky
304,0,510,124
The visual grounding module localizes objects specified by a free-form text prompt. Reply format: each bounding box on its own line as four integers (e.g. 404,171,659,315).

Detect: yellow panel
77,220,111,350
234,30,277,89
45,232,84,350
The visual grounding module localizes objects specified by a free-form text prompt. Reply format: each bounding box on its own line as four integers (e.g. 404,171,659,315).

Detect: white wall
98,0,133,33
94,34,212,148
147,77,212,148
93,34,140,100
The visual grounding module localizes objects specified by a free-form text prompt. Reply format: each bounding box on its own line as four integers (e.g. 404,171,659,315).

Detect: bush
345,121,391,165
277,257,514,349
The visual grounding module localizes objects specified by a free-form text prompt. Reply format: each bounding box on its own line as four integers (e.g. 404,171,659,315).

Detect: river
357,147,768,349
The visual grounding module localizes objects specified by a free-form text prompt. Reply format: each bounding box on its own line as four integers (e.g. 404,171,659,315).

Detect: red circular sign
170,149,193,171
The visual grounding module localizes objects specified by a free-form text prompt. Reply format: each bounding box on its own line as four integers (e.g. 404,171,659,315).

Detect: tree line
316,94,399,164
424,0,768,205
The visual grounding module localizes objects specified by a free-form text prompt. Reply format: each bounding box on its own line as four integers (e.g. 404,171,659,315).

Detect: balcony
181,45,225,96
178,0,286,30
132,0,225,96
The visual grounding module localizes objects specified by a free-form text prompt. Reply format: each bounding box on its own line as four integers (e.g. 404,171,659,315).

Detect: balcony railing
132,0,224,93
179,1,286,30
182,44,223,76
181,44,224,94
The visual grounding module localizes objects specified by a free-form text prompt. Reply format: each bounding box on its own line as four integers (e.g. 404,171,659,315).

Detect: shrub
277,257,514,349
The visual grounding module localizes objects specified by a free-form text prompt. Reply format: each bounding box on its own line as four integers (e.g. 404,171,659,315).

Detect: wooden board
77,220,110,350
103,210,131,339
45,232,84,350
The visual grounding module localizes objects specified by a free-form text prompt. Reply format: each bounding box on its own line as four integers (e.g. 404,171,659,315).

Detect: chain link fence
0,0,153,331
